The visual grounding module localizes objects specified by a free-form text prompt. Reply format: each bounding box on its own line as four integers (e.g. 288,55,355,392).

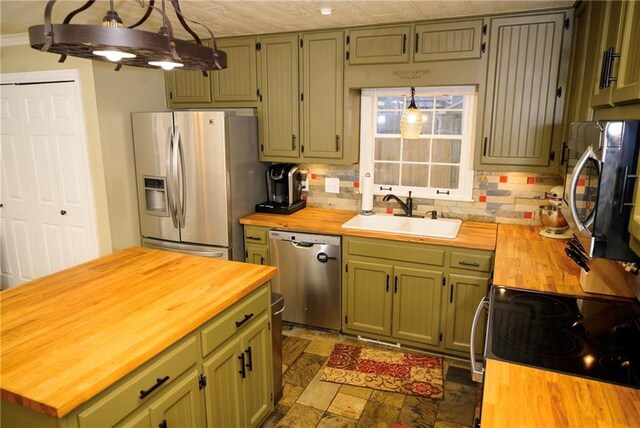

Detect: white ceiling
0,0,574,39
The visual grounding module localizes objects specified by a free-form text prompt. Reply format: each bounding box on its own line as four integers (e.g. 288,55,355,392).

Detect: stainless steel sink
341,214,462,239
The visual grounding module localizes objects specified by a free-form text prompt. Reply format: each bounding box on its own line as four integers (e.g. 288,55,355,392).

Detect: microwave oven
563,121,640,262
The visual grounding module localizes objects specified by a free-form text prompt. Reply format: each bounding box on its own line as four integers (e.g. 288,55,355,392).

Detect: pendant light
400,87,423,139
28,0,227,73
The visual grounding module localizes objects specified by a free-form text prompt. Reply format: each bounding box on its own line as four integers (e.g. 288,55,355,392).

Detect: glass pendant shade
400,87,423,139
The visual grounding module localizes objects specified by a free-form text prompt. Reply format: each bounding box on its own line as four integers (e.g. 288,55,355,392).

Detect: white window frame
359,86,477,202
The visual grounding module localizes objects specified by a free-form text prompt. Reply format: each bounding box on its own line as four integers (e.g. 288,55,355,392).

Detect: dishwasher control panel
269,230,341,246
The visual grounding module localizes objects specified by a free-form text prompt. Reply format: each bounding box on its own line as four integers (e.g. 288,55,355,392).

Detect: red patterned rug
320,343,444,399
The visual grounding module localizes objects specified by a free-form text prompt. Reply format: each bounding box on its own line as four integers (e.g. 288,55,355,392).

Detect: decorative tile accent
527,177,536,184
354,181,360,188
524,212,533,219
478,195,487,203
499,175,508,183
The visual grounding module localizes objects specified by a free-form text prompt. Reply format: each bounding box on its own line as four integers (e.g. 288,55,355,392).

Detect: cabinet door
348,26,411,65
212,37,258,102
203,338,244,428
481,13,565,168
611,1,640,105
301,31,344,160
591,1,623,108
346,260,393,336
241,313,272,428
149,369,205,428
246,245,269,266
258,34,300,159
414,20,483,62
444,274,489,353
561,1,605,144
392,267,443,346
165,40,212,106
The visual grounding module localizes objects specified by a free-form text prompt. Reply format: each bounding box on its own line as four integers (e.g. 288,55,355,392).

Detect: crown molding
0,33,29,47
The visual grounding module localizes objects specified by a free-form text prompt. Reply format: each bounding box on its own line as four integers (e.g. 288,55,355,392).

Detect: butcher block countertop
0,247,276,418
482,360,640,427
240,208,498,251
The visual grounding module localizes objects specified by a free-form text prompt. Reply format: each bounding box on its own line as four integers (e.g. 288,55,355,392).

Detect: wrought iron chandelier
28,0,227,73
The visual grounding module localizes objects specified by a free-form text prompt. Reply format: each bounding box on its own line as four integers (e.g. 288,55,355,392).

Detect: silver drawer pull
459,261,480,267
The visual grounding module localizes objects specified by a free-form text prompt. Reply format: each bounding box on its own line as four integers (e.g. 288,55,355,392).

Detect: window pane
401,164,430,187
377,111,402,134
374,162,400,185
375,137,401,161
432,139,461,163
435,95,464,109
434,111,462,135
402,138,430,162
421,111,434,134
409,96,434,109
377,96,404,109
431,165,460,189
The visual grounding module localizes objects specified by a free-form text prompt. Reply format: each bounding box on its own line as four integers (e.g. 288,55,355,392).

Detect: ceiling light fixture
28,0,227,74
320,7,333,16
400,87,423,139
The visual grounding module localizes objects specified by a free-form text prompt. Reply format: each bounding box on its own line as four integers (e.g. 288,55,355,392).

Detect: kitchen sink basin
341,214,462,239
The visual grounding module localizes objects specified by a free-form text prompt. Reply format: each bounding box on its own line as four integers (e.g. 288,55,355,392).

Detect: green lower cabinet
346,260,393,336
246,244,269,265
202,312,272,428
115,407,151,428
444,273,490,353
148,369,205,428
392,267,443,346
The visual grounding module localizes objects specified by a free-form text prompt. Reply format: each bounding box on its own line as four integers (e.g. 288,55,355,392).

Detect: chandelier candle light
400,87,423,139
28,0,227,73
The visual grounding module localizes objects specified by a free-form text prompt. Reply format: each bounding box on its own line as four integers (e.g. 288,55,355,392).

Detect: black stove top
486,287,640,389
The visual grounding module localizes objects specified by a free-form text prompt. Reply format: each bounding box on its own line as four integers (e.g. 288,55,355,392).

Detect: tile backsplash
300,164,564,225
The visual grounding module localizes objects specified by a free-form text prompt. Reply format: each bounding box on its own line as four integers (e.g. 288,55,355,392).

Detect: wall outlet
301,180,309,191
325,177,340,193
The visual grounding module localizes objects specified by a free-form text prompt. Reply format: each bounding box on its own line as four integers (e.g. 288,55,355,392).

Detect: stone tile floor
262,324,480,428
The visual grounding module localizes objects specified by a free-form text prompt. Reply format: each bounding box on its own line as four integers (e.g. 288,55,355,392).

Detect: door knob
60,210,67,215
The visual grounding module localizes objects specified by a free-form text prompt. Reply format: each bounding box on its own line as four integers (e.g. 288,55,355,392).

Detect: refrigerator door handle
176,128,187,228
166,126,178,229
171,127,183,228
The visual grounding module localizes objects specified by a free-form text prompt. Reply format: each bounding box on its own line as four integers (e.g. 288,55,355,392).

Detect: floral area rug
320,343,444,399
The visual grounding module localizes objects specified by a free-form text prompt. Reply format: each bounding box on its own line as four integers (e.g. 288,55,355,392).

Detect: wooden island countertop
240,208,498,251
0,247,276,419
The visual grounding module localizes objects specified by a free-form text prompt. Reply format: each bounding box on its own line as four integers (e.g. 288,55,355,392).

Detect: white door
0,78,98,289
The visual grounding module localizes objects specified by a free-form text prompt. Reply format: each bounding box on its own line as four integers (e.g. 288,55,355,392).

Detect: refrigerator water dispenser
144,177,168,216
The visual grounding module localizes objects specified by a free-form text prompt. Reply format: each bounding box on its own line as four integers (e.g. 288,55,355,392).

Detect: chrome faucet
382,191,415,217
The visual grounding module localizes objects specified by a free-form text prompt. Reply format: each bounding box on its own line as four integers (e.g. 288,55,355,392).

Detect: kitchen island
1,247,277,427
482,224,640,427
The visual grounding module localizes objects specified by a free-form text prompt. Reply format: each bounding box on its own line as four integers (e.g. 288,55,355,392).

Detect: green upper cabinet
479,12,568,171
257,34,300,159
392,267,443,346
414,20,484,62
348,25,411,65
165,40,213,106
301,31,344,160
346,259,393,336
212,37,258,103
591,1,623,108
610,1,640,106
444,273,489,354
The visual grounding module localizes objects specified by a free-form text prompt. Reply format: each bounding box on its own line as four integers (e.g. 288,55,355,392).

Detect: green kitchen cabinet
148,369,205,428
347,25,411,65
444,273,490,354
202,312,271,428
392,267,443,346
165,39,213,107
479,12,569,171
244,225,270,266
212,37,258,103
301,31,344,160
591,1,623,108
257,34,300,160
346,259,393,336
413,20,484,62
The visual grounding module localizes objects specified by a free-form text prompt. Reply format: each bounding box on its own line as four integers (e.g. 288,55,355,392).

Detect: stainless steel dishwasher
269,230,341,330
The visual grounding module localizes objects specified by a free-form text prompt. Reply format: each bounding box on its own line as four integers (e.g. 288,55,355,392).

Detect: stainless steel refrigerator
131,110,266,260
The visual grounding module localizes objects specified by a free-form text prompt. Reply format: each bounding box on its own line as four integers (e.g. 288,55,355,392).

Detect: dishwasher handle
293,242,315,248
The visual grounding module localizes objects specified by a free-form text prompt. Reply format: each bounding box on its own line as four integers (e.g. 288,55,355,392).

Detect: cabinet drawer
244,226,269,246
450,251,493,272
346,237,445,266
77,335,198,428
201,285,269,356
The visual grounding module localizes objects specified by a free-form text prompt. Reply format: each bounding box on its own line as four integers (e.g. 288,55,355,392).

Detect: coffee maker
256,164,306,214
